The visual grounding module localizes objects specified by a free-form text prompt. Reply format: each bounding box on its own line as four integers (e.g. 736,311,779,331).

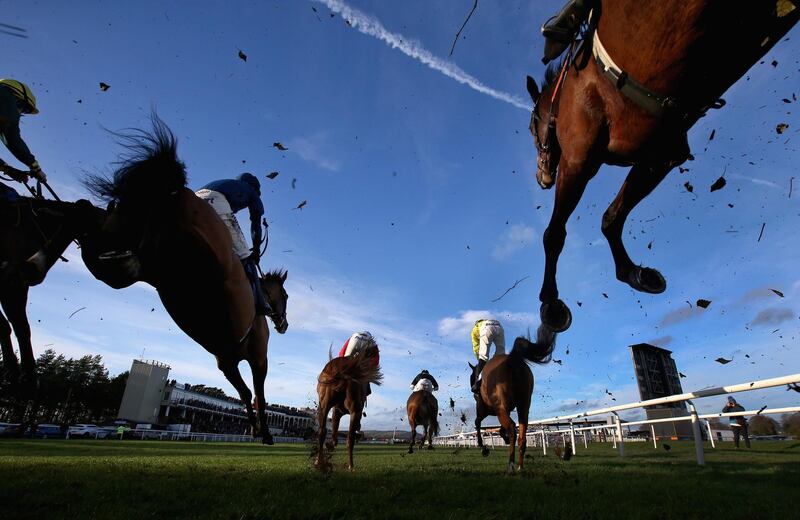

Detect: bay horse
527,0,800,332
472,324,556,473
406,389,439,453
0,189,102,391
315,346,382,471
39,115,291,444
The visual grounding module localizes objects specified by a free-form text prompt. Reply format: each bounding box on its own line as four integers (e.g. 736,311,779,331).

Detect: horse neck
20,199,84,263
598,0,796,104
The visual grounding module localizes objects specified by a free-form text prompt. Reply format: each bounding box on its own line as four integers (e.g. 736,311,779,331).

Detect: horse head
526,72,561,189
261,269,289,334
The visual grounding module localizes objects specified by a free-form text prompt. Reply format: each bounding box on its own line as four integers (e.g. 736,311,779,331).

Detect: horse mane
262,268,287,284
540,55,567,93
84,113,187,203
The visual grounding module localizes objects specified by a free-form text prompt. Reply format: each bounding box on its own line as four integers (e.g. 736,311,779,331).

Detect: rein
533,41,576,171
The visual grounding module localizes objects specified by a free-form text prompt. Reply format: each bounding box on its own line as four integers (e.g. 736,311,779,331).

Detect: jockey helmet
0,79,39,114
237,172,261,194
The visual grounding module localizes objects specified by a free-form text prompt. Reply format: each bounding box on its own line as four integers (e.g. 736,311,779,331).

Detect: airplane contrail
312,0,531,111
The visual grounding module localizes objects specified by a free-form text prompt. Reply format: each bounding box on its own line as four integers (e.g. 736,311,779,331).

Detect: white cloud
491,223,536,260
312,0,530,111
437,309,536,338
288,133,341,172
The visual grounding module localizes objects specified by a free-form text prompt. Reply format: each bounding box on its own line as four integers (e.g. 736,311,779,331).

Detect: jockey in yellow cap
0,79,46,200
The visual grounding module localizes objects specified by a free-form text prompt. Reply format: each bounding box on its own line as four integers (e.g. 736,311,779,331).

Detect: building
117,359,171,424
117,359,314,437
629,343,692,439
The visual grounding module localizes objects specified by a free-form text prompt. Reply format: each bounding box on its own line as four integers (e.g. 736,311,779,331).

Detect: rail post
541,430,547,455
650,424,657,449
687,400,705,466
705,419,716,448
613,413,624,457
569,421,577,455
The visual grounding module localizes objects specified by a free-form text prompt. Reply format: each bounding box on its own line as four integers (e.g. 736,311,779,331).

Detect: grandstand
117,359,314,437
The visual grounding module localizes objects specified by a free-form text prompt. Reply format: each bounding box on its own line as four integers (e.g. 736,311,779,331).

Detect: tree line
0,349,128,425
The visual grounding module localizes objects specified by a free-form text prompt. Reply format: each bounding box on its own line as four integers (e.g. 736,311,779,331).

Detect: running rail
434,372,800,465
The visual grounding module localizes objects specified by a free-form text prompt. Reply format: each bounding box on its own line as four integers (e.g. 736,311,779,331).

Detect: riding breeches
412,379,434,393
477,320,505,361
195,189,251,259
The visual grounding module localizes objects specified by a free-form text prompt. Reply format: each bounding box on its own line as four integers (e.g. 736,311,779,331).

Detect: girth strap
592,30,680,118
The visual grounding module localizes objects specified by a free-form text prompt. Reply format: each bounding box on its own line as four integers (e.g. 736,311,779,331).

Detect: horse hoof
408,446,414,454
540,300,572,332
506,462,516,474
427,445,434,451
626,267,666,294
481,446,490,457
262,433,274,446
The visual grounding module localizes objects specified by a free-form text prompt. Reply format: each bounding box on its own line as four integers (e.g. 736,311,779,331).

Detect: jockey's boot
241,258,271,316
471,359,486,394
541,0,592,63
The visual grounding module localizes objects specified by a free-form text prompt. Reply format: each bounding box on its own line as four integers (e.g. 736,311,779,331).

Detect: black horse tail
510,323,557,365
431,414,440,438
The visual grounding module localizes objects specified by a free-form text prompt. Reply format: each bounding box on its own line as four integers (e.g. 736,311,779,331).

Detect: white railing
435,372,800,465
69,428,307,443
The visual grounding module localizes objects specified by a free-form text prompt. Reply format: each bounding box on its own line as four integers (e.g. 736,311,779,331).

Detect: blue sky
3,0,799,431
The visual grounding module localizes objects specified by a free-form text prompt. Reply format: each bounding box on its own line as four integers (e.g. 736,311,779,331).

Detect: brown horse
315,346,382,471
406,390,439,453
34,116,290,444
527,0,800,332
0,191,102,391
472,324,555,473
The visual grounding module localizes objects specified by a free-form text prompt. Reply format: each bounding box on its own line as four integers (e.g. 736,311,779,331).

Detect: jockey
338,331,380,397
0,79,46,201
410,369,438,393
195,172,269,315
470,319,505,394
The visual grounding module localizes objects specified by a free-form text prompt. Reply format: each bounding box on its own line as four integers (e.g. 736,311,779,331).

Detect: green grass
1,439,798,519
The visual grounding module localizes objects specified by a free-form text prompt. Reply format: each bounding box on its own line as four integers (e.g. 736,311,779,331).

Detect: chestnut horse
0,192,102,392
315,346,382,471
528,0,800,332
42,116,291,444
406,389,439,453
473,324,555,473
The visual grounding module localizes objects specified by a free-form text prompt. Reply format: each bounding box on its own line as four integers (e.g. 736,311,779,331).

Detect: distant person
195,173,268,314
723,396,750,449
339,331,380,397
0,79,46,201
410,369,439,393
470,318,505,394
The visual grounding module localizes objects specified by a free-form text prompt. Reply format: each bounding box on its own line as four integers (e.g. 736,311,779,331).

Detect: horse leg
347,405,363,471
420,424,428,449
218,359,256,437
248,356,273,445
475,405,490,456
497,408,517,474
602,162,676,294
0,285,35,390
539,156,602,332
408,418,416,454
426,421,434,450
315,400,331,468
517,420,528,471
328,408,342,450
